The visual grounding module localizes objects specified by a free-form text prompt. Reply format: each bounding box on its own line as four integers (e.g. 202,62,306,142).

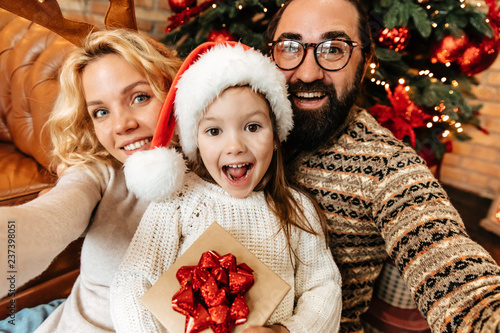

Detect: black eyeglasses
268,39,360,71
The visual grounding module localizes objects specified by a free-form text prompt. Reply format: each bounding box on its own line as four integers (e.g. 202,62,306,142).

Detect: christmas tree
162,0,500,169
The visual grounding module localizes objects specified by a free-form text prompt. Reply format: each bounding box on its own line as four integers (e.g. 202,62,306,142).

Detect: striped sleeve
376,148,500,332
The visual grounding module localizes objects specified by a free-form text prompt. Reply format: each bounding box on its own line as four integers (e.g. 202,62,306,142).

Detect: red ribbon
172,251,254,333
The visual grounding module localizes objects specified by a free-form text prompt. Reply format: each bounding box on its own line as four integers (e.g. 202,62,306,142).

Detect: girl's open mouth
223,163,253,182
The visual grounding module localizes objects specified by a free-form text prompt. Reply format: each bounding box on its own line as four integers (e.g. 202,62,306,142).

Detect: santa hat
124,41,293,201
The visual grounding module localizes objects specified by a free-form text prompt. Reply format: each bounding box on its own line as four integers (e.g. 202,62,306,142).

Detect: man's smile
295,91,326,99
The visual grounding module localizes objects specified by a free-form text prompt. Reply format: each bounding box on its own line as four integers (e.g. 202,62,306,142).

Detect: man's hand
243,324,289,333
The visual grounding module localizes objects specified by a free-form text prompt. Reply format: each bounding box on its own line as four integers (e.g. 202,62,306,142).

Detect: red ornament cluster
172,251,255,333
431,0,500,76
458,37,499,76
377,27,410,52
431,33,499,76
431,34,469,64
168,0,197,13
166,1,215,33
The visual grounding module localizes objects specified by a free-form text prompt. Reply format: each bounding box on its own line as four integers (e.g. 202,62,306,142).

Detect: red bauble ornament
431,34,469,64
208,29,236,43
457,37,500,76
168,0,196,14
376,27,410,52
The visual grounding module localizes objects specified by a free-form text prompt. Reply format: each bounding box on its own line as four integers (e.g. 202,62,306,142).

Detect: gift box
141,222,291,333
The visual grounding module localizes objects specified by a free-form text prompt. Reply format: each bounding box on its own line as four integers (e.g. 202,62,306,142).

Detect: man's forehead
274,0,360,41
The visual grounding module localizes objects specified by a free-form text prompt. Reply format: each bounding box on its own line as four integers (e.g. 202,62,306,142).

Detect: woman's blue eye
246,124,261,132
93,109,109,118
134,93,150,103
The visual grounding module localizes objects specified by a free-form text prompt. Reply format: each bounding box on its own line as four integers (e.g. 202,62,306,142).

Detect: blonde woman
0,29,181,333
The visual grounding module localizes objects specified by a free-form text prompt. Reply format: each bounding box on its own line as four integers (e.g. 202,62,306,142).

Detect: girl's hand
242,324,289,333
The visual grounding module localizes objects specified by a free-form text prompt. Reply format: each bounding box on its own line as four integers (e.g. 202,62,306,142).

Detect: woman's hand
243,324,289,333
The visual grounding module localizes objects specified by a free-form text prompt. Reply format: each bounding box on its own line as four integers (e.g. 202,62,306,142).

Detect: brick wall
438,0,500,199
58,0,500,199
440,57,500,199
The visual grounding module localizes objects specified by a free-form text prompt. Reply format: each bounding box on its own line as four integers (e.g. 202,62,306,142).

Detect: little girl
111,42,341,333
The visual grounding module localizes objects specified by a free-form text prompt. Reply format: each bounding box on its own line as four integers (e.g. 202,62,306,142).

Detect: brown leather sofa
0,8,83,320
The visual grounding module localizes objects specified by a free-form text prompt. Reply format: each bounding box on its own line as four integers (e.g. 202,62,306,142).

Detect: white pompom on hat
124,41,293,201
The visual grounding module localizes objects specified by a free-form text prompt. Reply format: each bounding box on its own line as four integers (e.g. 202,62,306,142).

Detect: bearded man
263,0,500,332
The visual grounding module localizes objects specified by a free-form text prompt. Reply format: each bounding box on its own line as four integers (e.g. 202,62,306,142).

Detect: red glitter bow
172,251,255,333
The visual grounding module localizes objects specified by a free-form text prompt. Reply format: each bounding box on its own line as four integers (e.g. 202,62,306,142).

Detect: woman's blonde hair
47,29,181,170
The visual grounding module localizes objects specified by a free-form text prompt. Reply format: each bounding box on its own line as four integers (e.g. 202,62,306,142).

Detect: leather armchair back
0,9,76,204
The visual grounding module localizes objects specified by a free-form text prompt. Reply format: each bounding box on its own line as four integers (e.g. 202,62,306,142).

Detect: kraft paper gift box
141,222,291,333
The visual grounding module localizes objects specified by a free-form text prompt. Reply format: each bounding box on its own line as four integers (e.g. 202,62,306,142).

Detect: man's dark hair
265,0,373,61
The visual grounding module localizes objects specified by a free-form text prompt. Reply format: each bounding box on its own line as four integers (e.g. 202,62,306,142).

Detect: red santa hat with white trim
124,41,293,201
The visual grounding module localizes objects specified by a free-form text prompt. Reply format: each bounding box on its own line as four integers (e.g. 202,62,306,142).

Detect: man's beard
286,64,364,152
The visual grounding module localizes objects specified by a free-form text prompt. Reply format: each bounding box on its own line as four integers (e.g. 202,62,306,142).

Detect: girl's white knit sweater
111,172,341,333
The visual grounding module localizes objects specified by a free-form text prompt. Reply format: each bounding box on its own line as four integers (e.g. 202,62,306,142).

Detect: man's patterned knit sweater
287,107,500,333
